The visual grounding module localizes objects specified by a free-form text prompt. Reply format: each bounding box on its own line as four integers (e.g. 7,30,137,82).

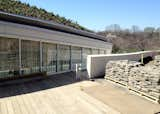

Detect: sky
20,0,160,31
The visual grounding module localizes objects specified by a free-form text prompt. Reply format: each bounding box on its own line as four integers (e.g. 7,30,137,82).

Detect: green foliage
112,45,120,53
0,0,92,32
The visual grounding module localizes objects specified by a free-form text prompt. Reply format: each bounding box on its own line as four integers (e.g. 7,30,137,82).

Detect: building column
40,41,42,72
81,47,83,64
19,39,22,75
56,44,58,72
98,49,100,54
70,46,72,70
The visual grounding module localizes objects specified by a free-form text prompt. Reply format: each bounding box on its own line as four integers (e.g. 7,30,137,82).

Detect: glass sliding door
92,49,99,55
57,45,71,72
0,37,19,79
21,40,40,75
71,46,82,70
42,42,57,73
82,48,92,69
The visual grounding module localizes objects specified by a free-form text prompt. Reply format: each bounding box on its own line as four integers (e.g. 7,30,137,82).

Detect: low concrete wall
87,50,160,78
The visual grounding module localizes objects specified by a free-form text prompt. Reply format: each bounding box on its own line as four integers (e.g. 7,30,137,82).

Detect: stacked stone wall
105,57,160,102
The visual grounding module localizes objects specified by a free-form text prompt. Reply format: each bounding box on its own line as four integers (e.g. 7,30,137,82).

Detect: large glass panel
99,50,106,54
57,45,70,71
82,48,92,68
105,50,111,54
0,37,19,79
21,40,40,75
42,42,57,73
71,46,82,70
92,49,99,55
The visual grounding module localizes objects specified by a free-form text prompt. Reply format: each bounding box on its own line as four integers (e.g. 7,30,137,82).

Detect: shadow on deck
0,72,81,98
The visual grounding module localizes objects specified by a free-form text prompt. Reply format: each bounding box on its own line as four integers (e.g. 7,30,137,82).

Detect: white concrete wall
87,50,160,78
0,21,112,50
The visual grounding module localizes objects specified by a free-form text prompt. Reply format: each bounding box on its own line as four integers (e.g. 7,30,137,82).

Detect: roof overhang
0,11,108,42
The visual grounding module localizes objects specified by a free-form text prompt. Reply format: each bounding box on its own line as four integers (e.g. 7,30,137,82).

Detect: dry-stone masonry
105,56,160,102
105,60,141,85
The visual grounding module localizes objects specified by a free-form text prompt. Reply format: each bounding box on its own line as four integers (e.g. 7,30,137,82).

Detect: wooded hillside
0,0,92,32
98,24,160,53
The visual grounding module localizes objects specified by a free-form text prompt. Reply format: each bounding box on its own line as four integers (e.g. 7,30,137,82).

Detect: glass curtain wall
82,48,92,68
0,37,107,78
42,42,57,73
21,40,40,75
57,45,71,71
92,49,99,55
71,46,82,70
0,37,19,79
99,50,106,54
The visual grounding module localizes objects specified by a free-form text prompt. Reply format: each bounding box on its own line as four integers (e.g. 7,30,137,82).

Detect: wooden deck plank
30,88,55,114
21,83,44,114
23,93,40,114
10,85,24,114
47,78,113,114
0,101,2,114
6,98,14,114
24,80,58,114
0,73,123,114
1,100,8,114
34,82,59,114
40,79,67,114
20,84,39,114
10,96,22,114
16,96,29,114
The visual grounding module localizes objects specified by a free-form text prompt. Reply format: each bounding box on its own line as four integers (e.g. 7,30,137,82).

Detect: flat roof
0,11,107,42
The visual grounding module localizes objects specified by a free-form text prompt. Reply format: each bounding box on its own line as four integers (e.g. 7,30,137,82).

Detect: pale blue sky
20,0,160,31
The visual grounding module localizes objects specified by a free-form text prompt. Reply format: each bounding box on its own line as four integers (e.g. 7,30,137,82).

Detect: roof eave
0,11,110,43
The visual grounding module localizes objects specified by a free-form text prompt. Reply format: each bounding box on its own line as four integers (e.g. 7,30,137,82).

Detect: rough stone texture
105,58,160,101
155,55,160,60
105,60,141,85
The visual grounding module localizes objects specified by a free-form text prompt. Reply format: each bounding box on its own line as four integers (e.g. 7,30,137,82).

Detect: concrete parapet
87,50,160,78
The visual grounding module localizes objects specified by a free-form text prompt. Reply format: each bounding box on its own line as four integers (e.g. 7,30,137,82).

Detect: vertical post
81,47,83,65
98,49,100,54
56,44,58,72
19,39,22,75
40,41,42,72
90,48,92,54
76,64,78,80
70,46,72,70
141,54,144,64
76,64,81,80
104,50,106,54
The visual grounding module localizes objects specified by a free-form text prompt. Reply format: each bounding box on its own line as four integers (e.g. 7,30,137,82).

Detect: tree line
0,0,159,53
97,24,160,53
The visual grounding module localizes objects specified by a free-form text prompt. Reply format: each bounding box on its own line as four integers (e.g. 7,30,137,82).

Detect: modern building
0,11,112,79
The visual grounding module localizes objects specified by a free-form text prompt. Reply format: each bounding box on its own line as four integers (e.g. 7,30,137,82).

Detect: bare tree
105,24,121,34
156,27,160,38
131,25,140,34
97,25,160,53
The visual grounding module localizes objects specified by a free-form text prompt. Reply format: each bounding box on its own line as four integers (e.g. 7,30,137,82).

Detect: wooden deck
0,72,118,114
1,72,159,114
84,79,160,114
